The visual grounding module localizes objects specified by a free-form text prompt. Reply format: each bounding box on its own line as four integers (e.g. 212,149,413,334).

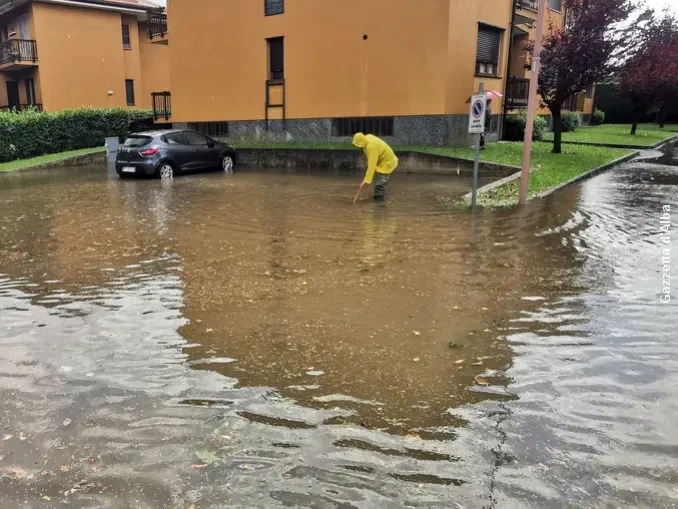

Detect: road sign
468,93,487,134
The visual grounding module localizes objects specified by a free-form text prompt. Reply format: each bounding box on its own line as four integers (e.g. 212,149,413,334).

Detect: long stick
352,188,361,203
519,0,547,205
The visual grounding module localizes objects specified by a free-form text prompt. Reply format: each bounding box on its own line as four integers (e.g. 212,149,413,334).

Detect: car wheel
158,162,174,180
222,155,235,174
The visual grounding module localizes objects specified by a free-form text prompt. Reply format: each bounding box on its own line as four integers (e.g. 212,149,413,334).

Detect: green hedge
505,110,548,142
561,112,582,132
0,107,154,163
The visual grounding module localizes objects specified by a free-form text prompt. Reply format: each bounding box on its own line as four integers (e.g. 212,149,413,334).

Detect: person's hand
353,181,367,203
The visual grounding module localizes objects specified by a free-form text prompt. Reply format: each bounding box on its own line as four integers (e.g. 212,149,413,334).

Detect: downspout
502,0,519,140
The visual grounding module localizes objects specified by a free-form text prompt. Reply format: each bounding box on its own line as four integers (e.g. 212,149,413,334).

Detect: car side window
164,133,186,145
184,131,209,146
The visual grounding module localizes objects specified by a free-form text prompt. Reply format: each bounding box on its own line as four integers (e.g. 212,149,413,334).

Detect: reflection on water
0,161,676,508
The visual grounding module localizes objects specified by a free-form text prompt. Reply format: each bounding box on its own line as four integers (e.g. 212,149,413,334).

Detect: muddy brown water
0,159,676,508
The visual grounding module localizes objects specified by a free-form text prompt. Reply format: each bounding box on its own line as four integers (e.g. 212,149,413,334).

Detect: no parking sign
468,93,487,134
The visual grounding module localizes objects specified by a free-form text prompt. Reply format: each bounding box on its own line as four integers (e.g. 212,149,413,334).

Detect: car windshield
123,136,152,148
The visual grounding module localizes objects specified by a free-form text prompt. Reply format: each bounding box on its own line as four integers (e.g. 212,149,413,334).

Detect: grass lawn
0,147,104,172
431,141,631,207
543,123,678,147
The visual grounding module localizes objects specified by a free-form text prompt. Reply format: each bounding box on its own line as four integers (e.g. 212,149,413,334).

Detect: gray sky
644,0,678,14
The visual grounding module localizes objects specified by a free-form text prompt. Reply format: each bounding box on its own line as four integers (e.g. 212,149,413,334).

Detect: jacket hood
352,133,367,148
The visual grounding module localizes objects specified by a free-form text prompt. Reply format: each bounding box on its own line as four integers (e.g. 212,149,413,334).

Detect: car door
163,132,194,172
183,131,212,170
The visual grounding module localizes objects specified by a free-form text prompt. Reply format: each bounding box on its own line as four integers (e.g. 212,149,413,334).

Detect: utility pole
519,0,547,205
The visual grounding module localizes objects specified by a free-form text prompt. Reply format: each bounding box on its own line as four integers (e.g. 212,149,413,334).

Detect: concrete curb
235,148,520,179
1,150,106,173
540,134,678,150
461,166,536,202
534,151,639,199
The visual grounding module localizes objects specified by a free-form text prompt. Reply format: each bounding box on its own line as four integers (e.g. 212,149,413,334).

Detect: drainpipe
502,0,519,140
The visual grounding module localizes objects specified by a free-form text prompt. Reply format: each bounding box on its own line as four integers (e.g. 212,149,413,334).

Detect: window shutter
476,26,500,64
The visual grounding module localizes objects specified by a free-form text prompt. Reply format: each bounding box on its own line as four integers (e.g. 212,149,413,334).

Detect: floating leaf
454,359,465,365
474,376,490,386
413,331,421,336
472,361,483,366
448,343,464,349
195,450,218,466
6,467,27,479
42,496,51,501
412,357,420,362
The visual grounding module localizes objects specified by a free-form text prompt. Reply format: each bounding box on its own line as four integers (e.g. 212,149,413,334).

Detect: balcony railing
563,92,586,111
147,8,168,39
506,78,530,109
0,103,43,113
151,91,171,120
0,39,38,66
517,0,538,11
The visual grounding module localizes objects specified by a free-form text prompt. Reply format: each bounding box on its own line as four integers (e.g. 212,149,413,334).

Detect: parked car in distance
115,129,237,179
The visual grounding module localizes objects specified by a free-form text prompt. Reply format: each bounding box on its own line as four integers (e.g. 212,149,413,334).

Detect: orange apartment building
0,0,169,114
505,0,595,122
163,0,593,146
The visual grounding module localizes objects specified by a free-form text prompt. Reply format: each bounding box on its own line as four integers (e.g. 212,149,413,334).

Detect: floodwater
0,153,676,508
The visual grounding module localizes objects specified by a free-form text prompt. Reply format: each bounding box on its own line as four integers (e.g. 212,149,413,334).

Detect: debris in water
448,342,464,349
306,370,325,376
6,467,27,479
472,361,483,366
413,357,420,362
63,418,72,427
191,464,207,470
2,434,12,441
474,376,490,386
413,331,421,336
195,450,219,466
42,496,51,501
454,359,464,364
60,465,70,473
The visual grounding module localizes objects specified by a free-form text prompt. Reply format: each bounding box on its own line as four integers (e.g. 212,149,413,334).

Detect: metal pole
471,82,484,211
518,0,547,205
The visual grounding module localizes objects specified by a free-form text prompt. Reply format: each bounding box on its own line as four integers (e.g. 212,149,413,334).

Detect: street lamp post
519,0,548,205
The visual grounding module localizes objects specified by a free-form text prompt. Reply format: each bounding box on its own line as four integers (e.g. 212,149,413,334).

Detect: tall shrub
0,107,154,163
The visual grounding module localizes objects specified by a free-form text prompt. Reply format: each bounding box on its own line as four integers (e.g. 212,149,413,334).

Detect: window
476,24,502,76
123,135,152,148
184,131,210,145
122,23,131,49
25,78,36,105
265,0,284,16
332,117,394,137
163,132,186,145
125,79,135,106
267,37,284,80
190,122,229,137
586,86,595,99
548,0,563,11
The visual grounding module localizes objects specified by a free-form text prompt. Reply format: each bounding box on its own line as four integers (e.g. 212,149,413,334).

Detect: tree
526,0,634,153
619,14,678,134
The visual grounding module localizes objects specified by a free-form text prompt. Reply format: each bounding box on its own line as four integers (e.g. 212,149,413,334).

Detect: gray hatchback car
115,129,237,179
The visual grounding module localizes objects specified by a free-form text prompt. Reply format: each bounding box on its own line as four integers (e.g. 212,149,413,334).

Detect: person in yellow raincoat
352,133,398,201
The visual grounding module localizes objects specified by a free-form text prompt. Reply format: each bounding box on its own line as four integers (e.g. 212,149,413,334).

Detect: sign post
468,83,486,210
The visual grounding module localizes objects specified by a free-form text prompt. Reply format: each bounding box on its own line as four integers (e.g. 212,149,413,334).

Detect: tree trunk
552,107,563,154
630,115,639,135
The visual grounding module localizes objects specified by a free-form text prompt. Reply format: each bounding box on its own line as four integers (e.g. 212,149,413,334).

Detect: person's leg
373,173,390,201
480,133,485,150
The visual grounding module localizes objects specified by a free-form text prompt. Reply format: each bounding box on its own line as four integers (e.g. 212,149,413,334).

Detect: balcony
147,8,168,41
517,0,537,11
0,39,38,71
151,91,171,121
0,103,43,113
506,78,530,109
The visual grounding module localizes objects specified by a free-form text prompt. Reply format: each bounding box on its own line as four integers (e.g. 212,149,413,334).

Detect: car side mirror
207,140,215,148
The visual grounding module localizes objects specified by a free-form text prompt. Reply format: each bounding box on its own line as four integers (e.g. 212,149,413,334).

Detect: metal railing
0,39,38,66
0,103,43,112
151,91,171,120
517,0,538,10
147,8,168,39
506,78,530,109
563,92,586,111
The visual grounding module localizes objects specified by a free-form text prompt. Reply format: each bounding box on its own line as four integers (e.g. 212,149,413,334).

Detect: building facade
504,0,595,124
0,0,169,113
165,0,594,147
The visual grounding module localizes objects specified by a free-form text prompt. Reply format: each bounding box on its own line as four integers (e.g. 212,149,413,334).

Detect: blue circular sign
472,100,484,118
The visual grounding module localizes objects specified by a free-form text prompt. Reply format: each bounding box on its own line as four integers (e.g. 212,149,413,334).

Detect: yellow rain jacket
352,133,398,185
